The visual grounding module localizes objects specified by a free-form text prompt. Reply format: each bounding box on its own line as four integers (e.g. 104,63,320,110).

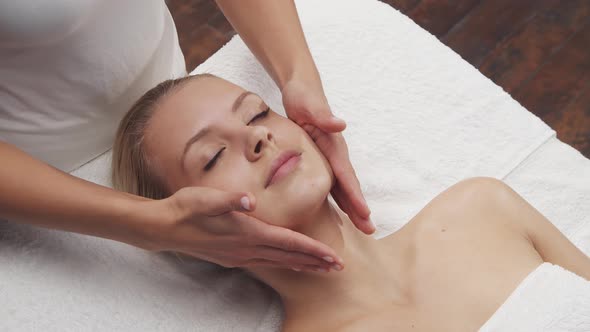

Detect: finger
296,108,346,134
309,132,373,233
231,214,344,269
258,224,343,265
332,186,375,235
245,260,337,273
312,114,347,133
254,245,335,269
329,151,371,220
243,259,281,268
205,190,257,216
347,207,375,235
292,264,342,273
331,184,351,215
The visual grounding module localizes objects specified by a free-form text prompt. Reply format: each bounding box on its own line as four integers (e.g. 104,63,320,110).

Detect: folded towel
479,263,590,332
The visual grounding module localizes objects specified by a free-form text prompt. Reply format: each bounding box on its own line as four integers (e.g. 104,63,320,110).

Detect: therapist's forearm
215,0,322,90
0,141,150,247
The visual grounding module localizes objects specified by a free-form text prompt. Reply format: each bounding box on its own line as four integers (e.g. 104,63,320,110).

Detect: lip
265,150,302,188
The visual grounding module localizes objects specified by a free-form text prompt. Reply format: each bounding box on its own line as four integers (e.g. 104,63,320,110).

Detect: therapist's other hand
140,187,343,272
281,80,374,234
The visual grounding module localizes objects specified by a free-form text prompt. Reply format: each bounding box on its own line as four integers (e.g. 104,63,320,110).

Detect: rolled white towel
479,263,590,332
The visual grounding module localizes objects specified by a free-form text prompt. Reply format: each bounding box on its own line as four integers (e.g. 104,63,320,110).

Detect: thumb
309,112,346,133
202,189,257,216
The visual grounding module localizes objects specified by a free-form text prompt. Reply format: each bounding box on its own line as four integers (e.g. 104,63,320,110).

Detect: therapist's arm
0,141,341,271
215,0,374,233
0,141,150,246
215,0,317,89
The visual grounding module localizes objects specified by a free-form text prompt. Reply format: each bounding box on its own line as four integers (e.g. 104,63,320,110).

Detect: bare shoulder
409,176,530,237
381,177,532,252
404,176,590,280
387,177,543,275
380,177,545,330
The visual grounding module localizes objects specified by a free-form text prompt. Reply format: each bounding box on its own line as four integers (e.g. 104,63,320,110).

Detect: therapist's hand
138,186,343,272
281,80,374,234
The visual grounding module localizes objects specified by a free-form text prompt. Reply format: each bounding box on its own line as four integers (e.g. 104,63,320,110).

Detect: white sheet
1,0,588,331
479,263,590,332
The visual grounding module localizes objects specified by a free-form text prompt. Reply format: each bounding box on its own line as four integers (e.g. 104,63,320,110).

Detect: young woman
112,74,590,331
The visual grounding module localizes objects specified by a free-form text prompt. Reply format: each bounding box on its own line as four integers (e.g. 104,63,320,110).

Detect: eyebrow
232,91,254,113
180,91,254,171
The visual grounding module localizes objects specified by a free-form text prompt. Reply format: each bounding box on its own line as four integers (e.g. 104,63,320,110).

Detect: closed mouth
265,150,302,188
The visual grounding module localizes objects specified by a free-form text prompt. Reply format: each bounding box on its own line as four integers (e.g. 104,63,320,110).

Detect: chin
269,167,332,228
258,146,334,229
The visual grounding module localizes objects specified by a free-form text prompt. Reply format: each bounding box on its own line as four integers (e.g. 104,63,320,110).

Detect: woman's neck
248,199,407,328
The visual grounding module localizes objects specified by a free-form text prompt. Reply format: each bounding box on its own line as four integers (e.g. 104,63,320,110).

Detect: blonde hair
111,73,214,199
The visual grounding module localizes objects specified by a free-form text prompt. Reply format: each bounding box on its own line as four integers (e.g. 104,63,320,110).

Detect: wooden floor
166,0,590,158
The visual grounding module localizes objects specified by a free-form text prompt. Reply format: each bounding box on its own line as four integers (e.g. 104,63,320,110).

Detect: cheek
305,135,334,184
296,127,334,186
268,114,302,137
272,117,334,185
194,153,261,193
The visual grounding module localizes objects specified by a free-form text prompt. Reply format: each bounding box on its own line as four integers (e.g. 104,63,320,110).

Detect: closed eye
247,107,270,125
203,107,269,172
204,147,225,171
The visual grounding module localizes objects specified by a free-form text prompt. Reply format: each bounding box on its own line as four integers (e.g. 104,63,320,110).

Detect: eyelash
204,147,225,171
203,107,270,171
247,107,270,125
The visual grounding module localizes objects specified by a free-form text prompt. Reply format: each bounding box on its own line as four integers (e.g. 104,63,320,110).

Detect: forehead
148,77,241,132
144,77,251,171
162,76,244,115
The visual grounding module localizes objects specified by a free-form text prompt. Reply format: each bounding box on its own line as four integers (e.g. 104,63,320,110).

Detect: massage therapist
0,1,373,272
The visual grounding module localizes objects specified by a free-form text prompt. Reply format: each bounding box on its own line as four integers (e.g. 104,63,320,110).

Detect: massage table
1,0,589,330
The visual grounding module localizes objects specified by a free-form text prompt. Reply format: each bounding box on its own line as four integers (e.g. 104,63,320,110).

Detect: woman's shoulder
374,177,544,330
381,176,541,280
409,177,527,235
378,177,538,267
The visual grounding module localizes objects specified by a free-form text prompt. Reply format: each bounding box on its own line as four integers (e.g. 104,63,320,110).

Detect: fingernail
322,256,334,263
313,267,329,273
240,196,251,210
332,264,343,271
291,267,301,272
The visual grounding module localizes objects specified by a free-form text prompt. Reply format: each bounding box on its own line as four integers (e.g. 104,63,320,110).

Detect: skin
146,77,334,231
216,0,373,233
0,0,366,270
146,76,590,331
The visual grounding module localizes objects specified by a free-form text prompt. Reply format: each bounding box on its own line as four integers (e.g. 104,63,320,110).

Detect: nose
246,126,274,162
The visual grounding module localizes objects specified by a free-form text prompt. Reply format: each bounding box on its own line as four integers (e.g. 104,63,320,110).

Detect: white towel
1,0,588,331
479,263,590,332
504,137,590,255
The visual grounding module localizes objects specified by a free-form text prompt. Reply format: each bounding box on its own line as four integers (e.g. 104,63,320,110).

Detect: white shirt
0,0,186,172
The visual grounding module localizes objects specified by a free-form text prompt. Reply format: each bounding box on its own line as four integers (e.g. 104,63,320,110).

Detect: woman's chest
339,263,543,331
363,218,544,331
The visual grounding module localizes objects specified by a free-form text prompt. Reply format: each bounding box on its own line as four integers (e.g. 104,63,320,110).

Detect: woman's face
144,76,334,228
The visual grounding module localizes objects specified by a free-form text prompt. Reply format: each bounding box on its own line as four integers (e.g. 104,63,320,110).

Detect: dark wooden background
166,0,590,158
